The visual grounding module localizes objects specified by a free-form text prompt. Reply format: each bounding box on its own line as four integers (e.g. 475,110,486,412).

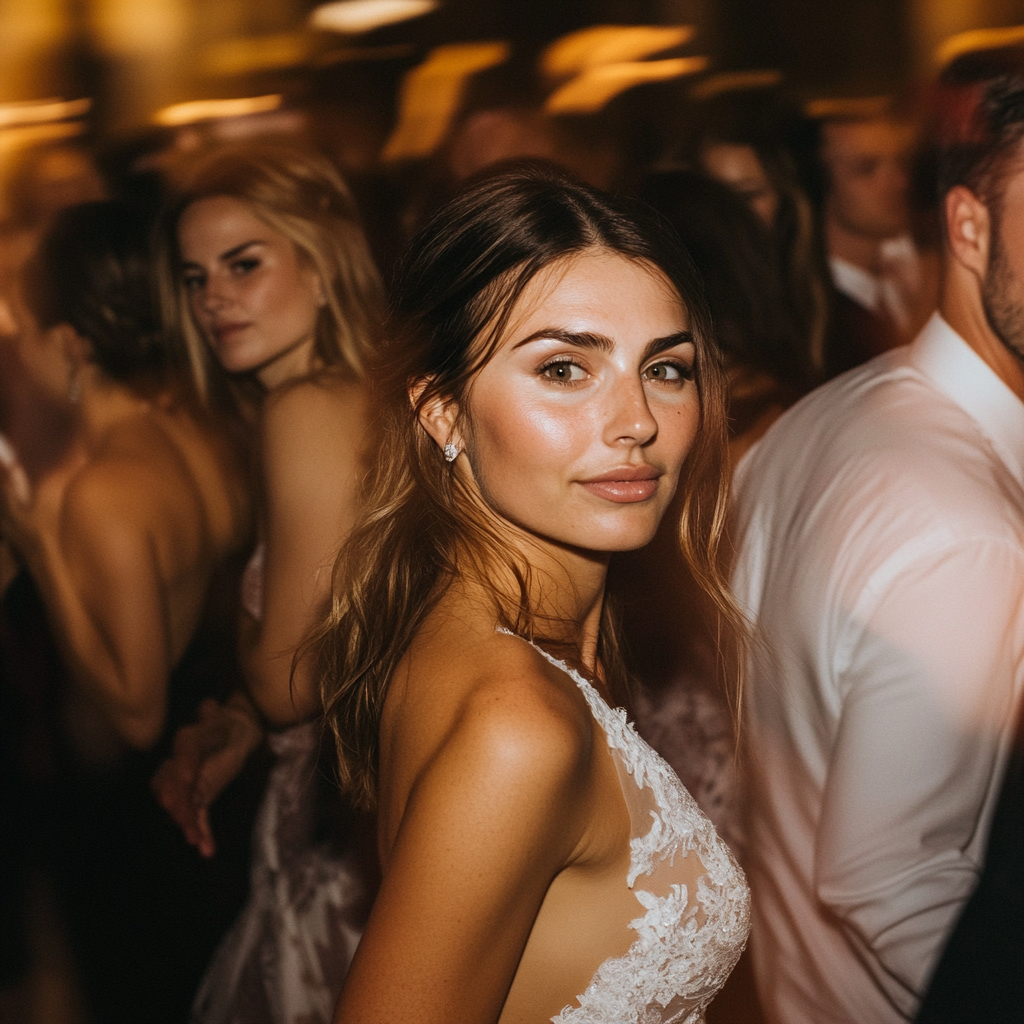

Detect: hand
0,435,86,554
0,433,33,543
152,695,264,857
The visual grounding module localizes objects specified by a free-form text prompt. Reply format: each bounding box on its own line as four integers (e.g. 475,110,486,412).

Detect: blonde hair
310,163,744,811
159,142,383,409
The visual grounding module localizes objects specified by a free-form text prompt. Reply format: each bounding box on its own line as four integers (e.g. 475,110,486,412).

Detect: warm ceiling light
690,69,782,100
382,42,510,161
545,57,708,115
0,97,91,129
310,0,438,35
935,24,1024,69
804,96,891,121
205,34,311,76
541,25,695,81
154,95,283,127
0,122,85,157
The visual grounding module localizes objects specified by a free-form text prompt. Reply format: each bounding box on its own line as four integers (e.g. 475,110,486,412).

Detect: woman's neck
77,369,154,445
460,526,610,672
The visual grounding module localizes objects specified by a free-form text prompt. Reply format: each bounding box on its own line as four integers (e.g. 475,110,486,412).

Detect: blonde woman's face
178,196,324,390
452,250,700,555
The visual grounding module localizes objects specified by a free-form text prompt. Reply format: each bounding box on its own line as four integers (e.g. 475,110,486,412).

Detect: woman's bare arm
334,670,590,1024
242,378,369,724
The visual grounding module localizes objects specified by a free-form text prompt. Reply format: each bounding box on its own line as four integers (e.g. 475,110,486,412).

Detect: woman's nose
605,376,658,447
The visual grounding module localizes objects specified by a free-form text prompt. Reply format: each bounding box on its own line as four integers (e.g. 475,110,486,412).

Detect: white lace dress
514,637,750,1024
191,544,371,1024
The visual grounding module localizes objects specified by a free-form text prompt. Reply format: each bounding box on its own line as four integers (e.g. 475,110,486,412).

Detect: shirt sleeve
814,537,1024,1016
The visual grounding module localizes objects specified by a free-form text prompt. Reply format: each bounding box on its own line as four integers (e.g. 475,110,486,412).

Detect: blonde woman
152,144,383,1024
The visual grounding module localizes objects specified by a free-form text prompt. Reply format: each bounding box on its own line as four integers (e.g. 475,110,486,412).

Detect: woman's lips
213,322,249,342
578,466,660,503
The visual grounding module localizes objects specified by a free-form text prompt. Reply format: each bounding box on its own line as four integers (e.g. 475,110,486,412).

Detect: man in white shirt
732,68,1024,1024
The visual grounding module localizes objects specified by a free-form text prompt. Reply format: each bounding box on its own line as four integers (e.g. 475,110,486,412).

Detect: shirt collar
908,312,1024,487
830,257,882,312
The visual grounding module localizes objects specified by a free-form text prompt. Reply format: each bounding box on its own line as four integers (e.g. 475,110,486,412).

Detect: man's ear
409,378,463,453
945,185,991,280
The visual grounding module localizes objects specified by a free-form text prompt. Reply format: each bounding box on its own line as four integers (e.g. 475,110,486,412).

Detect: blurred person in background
814,111,939,374
731,64,1024,1024
0,200,254,1023
689,93,831,381
152,142,384,1024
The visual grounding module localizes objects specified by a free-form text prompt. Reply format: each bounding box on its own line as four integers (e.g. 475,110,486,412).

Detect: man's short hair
935,47,1024,207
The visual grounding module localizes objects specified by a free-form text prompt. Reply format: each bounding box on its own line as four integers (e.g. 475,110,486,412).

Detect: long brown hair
313,162,741,811
158,142,383,413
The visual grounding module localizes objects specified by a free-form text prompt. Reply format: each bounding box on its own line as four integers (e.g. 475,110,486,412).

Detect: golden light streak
0,121,84,158
0,98,91,129
205,34,312,76
541,25,695,81
154,95,283,127
310,0,438,35
545,56,709,115
936,24,1024,69
804,96,892,121
90,0,186,55
382,42,510,162
690,69,783,100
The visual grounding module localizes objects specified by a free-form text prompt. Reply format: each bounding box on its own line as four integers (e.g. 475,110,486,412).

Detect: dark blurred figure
613,168,811,859
0,201,258,1023
915,700,1023,1024
1,143,107,234
639,168,810,460
808,109,940,375
687,92,831,380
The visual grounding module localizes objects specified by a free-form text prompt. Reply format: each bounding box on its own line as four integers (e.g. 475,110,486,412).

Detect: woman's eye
182,274,204,292
644,361,692,383
540,360,587,384
231,258,259,276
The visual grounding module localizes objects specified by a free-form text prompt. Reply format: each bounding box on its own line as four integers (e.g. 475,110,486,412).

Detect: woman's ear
410,379,464,454
55,323,92,370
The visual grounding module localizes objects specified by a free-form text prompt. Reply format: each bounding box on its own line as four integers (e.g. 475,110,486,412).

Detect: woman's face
448,249,700,556
178,196,324,390
700,142,779,228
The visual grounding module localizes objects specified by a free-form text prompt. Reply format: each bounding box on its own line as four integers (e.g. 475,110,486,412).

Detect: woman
314,163,749,1023
152,142,384,1024
0,200,252,1022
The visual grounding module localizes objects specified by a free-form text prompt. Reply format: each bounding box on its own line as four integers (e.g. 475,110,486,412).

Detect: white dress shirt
731,313,1024,1024
830,234,922,333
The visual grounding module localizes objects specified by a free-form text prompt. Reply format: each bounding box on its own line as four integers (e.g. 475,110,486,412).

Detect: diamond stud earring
443,442,459,462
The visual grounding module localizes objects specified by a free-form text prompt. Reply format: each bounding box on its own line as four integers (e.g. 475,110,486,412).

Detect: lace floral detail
506,636,750,1024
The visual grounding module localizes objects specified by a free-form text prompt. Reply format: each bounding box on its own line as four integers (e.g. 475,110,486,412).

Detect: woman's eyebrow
512,328,613,351
218,239,264,261
511,328,694,360
642,331,694,362
179,239,264,272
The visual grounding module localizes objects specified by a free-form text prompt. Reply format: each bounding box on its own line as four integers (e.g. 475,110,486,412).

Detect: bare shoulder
384,629,595,835
261,372,369,448
60,455,157,556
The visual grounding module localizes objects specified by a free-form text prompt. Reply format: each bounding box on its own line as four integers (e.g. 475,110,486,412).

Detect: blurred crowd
0,18,1021,1024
